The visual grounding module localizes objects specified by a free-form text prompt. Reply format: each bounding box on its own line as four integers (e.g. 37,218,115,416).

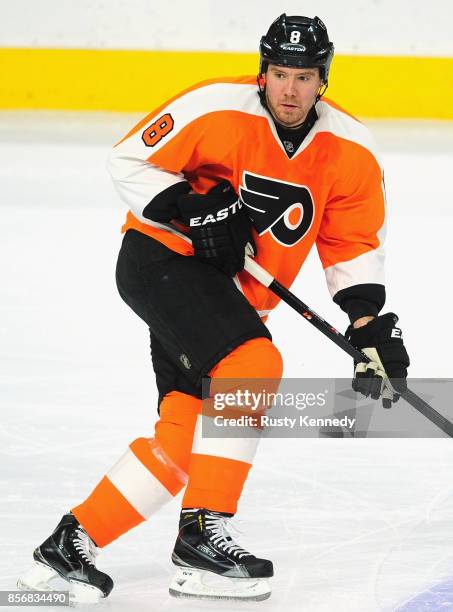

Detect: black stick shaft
270,279,367,362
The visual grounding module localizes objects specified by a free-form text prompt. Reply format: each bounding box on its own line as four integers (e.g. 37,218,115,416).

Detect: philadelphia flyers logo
239,172,315,247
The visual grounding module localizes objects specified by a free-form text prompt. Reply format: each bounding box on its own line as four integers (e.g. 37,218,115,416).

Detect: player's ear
257,74,266,92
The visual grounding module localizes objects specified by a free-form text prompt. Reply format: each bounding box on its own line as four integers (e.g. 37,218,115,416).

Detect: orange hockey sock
182,337,283,513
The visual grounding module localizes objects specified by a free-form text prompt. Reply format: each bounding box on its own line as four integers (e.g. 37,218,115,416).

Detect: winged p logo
239,172,315,247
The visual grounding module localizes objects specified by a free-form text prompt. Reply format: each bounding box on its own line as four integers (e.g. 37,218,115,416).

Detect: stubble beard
273,103,307,128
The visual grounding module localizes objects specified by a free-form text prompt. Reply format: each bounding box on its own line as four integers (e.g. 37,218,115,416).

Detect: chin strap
316,82,329,102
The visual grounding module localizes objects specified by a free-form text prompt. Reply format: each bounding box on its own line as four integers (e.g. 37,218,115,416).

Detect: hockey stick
243,256,453,438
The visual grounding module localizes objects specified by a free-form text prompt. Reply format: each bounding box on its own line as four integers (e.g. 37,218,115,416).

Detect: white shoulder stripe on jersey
120,83,264,157
290,100,383,168
116,83,381,168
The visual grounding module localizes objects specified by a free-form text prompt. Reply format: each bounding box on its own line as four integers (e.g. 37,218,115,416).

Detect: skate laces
72,528,98,566
205,512,252,559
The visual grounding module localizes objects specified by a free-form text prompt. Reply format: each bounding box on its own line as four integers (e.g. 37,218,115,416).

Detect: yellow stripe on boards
329,55,453,119
1,48,452,119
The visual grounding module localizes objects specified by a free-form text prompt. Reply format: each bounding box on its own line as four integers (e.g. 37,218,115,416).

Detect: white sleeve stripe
107,156,190,223
325,248,385,298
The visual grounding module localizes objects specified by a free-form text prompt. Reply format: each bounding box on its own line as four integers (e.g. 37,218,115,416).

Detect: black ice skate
169,508,273,601
17,512,113,604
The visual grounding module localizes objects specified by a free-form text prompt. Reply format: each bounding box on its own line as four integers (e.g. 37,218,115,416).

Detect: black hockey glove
177,181,256,277
346,313,410,408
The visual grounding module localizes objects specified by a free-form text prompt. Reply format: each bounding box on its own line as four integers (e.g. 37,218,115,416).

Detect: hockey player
18,14,410,602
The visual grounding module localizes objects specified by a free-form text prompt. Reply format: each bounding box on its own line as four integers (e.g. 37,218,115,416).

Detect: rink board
1,48,452,118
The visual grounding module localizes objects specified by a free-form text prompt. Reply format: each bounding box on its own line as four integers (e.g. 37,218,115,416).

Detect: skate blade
68,580,104,605
169,567,271,601
18,560,103,606
17,560,58,592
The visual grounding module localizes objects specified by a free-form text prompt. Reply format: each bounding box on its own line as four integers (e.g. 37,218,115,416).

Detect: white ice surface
1,112,453,612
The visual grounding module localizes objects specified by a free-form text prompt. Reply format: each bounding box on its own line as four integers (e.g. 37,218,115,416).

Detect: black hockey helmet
259,14,334,83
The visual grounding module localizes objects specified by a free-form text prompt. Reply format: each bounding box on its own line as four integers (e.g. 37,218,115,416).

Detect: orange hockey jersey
108,76,386,319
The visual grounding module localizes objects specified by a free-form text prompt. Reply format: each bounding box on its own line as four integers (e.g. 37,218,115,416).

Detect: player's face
264,65,323,128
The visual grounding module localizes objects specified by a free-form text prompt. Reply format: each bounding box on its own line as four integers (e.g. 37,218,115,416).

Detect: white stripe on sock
191,415,260,464
106,449,173,519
